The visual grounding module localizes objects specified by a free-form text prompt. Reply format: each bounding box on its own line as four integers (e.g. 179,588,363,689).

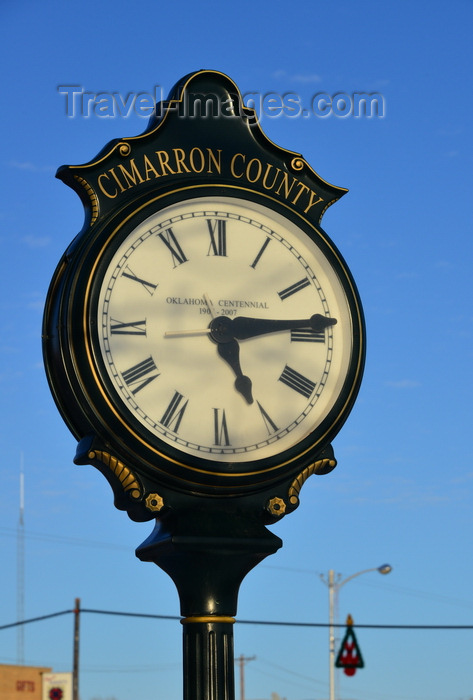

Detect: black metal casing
43,70,365,525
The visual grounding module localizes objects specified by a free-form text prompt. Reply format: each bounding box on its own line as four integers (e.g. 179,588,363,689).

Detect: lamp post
320,564,392,700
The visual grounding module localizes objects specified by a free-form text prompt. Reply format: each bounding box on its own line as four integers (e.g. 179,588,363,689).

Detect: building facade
0,666,51,700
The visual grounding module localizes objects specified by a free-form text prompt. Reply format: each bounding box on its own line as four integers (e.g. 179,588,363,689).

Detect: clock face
91,194,358,467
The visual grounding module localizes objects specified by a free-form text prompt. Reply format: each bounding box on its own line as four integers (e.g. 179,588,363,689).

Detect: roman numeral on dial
256,401,278,434
290,329,325,343
160,391,188,433
250,238,270,269
158,228,188,267
122,266,158,295
122,356,159,395
213,408,230,446
207,219,227,256
278,277,311,300
278,365,316,399
110,319,146,335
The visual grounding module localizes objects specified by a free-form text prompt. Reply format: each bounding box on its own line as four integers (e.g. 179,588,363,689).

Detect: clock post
43,70,365,700
136,502,282,699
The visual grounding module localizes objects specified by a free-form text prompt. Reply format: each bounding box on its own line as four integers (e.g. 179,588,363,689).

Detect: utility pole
236,654,255,700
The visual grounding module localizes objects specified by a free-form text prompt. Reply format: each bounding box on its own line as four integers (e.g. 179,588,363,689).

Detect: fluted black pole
182,617,235,700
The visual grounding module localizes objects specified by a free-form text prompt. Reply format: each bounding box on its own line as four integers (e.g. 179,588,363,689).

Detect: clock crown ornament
43,69,365,523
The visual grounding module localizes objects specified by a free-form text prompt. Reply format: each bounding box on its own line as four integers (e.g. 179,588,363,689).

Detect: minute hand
230,313,337,340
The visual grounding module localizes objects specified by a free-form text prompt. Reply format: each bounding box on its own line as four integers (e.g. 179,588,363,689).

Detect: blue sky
1,1,472,699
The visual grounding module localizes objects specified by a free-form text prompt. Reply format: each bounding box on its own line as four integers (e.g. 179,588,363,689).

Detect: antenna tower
17,454,25,664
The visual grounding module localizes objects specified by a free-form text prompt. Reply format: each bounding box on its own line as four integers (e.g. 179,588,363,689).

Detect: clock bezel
61,183,364,492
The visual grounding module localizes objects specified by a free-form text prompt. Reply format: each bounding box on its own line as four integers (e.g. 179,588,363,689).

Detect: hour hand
230,313,337,340
217,339,253,404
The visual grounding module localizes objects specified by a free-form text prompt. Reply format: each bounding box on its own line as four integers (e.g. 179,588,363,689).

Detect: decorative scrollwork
88,450,141,499
288,457,337,506
73,176,99,225
118,141,131,156
290,157,305,172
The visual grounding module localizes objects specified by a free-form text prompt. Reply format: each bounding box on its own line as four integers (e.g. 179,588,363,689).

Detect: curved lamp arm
337,563,392,590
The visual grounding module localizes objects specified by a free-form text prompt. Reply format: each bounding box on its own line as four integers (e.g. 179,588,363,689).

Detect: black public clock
43,70,365,520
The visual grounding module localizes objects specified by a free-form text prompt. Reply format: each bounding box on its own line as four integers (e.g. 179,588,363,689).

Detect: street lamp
320,564,392,700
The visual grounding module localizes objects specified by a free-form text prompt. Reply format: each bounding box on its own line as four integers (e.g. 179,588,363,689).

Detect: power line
0,526,132,551
1,607,472,631
0,610,72,631
263,564,473,610
81,608,179,622
236,619,473,630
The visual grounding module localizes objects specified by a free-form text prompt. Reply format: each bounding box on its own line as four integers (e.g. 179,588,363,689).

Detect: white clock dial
95,196,354,464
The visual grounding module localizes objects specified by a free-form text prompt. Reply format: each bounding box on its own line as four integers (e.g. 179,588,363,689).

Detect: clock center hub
209,315,234,344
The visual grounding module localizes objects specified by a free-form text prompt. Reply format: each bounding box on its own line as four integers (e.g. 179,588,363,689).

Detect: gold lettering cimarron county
95,147,325,215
